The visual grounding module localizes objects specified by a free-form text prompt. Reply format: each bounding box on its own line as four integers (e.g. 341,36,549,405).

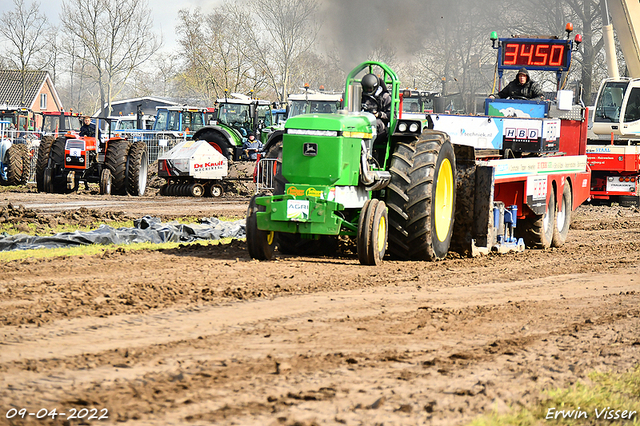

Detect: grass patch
468,366,640,425
0,237,238,262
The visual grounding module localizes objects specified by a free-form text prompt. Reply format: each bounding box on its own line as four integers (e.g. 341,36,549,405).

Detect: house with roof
93,96,180,118
0,70,63,128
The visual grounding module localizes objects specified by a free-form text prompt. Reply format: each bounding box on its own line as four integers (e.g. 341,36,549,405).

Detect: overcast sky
0,0,224,52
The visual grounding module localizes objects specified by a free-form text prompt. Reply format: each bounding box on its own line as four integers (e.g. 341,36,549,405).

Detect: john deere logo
303,143,317,156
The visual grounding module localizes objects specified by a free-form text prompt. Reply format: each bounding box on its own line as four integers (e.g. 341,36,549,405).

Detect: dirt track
1,189,640,425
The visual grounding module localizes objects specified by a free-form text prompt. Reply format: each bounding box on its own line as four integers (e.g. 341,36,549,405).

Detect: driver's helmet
361,73,379,96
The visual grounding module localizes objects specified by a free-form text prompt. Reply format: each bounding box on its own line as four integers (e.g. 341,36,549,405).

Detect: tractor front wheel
100,168,113,195
357,199,388,265
246,195,275,260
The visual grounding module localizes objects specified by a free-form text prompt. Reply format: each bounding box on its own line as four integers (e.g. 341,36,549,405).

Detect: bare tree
245,0,321,102
60,0,161,117
175,5,262,103
411,0,506,112
0,0,49,106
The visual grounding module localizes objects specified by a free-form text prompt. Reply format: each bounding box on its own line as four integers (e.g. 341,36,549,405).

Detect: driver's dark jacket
361,85,391,134
79,123,101,138
496,68,544,99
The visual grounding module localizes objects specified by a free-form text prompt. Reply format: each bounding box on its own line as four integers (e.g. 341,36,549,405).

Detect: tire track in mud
1,273,639,425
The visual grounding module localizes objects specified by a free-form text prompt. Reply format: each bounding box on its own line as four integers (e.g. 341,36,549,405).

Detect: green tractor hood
282,111,376,187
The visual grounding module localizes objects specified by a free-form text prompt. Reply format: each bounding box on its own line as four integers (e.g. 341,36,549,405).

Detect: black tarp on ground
0,216,246,252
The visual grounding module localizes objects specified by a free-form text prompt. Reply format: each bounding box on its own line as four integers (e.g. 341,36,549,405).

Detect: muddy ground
0,188,639,425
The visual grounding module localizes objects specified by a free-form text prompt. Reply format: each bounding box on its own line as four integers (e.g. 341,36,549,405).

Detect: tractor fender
0,138,12,165
193,126,236,146
264,129,285,153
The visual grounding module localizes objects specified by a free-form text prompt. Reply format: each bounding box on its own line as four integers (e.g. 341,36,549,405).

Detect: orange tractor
36,119,147,195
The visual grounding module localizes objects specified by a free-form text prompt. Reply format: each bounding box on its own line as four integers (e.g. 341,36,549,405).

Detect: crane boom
608,0,640,78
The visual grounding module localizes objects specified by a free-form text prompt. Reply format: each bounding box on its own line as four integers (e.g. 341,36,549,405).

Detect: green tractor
192,93,273,161
247,62,456,265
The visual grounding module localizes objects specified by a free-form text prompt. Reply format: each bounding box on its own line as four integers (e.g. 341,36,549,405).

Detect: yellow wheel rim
377,215,387,253
434,158,454,242
266,231,275,245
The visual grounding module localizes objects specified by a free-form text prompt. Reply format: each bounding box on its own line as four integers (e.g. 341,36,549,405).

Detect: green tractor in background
247,61,456,265
192,93,273,161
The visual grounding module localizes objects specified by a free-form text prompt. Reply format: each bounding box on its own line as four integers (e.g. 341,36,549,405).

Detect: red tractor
36,121,148,195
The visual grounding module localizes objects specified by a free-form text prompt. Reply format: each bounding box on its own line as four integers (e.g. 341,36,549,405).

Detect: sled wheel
209,184,223,197
36,136,55,192
100,168,113,195
191,183,204,197
518,188,556,249
386,130,456,260
126,141,148,196
552,182,572,248
246,195,275,260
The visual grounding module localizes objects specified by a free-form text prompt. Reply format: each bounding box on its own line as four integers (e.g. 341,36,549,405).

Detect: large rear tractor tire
518,189,556,249
246,195,275,260
36,136,55,192
552,183,572,248
3,144,29,186
49,137,72,194
386,130,456,260
196,131,234,160
126,141,148,196
105,139,131,195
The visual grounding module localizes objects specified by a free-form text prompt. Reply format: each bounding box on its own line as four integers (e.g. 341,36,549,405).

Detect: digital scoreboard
498,39,572,72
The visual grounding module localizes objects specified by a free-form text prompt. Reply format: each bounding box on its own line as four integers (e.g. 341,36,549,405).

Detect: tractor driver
489,67,544,100
79,115,102,139
361,73,391,136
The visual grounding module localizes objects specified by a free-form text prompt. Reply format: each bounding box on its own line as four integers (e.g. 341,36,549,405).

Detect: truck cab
152,106,207,137
40,111,82,137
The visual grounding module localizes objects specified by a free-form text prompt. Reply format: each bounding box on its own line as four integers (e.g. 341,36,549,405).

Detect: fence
0,130,190,184
255,157,276,193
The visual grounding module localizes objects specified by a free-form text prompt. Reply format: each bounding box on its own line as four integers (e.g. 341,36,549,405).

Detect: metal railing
0,130,194,184
110,130,187,163
255,157,276,193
